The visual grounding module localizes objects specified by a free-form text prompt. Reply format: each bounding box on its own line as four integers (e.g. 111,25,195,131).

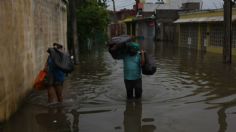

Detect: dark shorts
46,72,64,86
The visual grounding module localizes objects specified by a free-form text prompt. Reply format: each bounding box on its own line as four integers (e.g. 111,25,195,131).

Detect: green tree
76,0,109,45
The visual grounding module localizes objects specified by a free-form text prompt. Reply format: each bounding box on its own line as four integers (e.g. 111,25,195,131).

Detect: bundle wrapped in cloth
108,35,132,60
47,48,74,73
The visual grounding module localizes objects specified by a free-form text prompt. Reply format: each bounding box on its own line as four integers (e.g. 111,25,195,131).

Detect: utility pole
112,0,118,23
112,0,116,12
223,0,233,64
68,0,79,64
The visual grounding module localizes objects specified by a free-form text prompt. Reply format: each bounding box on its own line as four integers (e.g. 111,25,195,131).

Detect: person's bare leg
55,85,63,102
48,86,55,103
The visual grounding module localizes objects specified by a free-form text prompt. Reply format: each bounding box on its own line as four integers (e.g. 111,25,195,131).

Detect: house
108,9,136,37
122,2,159,40
174,8,236,55
154,0,202,41
108,0,202,40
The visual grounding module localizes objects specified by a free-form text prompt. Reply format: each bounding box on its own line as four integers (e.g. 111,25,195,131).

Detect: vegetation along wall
0,0,68,122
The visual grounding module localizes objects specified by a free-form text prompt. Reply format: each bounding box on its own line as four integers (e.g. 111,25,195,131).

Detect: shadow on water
3,39,236,132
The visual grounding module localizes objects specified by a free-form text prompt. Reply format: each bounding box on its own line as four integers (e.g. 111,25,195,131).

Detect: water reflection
156,42,236,132
4,39,236,132
63,43,113,106
36,107,71,132
124,100,142,132
206,99,236,132
218,107,227,132
124,100,156,132
70,109,79,132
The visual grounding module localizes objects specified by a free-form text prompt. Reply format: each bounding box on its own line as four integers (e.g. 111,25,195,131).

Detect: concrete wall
0,0,68,122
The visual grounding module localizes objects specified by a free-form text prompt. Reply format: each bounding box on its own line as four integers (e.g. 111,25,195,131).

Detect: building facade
154,0,201,41
175,8,236,55
108,9,136,37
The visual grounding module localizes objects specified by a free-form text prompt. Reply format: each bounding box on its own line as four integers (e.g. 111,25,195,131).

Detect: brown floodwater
2,40,236,132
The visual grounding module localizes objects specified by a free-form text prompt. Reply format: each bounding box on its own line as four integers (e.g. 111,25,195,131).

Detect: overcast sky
107,0,224,11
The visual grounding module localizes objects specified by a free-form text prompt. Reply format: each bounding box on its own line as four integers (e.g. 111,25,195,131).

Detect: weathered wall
0,0,68,122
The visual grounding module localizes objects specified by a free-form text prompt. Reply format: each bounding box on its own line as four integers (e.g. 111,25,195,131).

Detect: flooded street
2,40,236,132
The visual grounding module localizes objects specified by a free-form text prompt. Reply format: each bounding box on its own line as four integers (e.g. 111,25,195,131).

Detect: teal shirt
123,53,141,80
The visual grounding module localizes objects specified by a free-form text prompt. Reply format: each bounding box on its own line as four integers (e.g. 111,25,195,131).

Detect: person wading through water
45,43,66,105
123,42,145,99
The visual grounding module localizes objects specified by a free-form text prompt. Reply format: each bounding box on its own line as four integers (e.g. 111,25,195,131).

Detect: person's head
53,43,63,49
127,42,140,56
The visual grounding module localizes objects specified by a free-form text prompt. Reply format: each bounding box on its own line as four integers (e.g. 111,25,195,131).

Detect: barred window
180,25,189,46
209,24,224,47
180,24,198,49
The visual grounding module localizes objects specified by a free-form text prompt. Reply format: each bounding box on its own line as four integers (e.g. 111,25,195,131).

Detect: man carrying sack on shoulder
45,43,66,105
123,42,145,99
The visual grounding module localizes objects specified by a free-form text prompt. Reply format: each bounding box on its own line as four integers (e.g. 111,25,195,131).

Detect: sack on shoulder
142,52,156,75
108,35,131,60
47,48,74,73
